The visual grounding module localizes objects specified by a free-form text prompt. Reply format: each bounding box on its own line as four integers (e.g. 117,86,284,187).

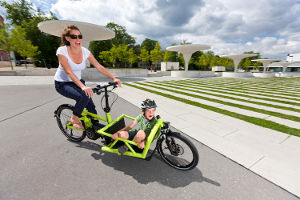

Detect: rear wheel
55,104,86,142
158,131,199,171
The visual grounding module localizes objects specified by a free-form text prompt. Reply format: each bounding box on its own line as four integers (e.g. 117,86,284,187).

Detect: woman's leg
55,80,97,115
55,81,93,129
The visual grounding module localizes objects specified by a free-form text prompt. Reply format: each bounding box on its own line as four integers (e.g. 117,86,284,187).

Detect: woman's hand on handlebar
81,86,94,98
112,78,122,87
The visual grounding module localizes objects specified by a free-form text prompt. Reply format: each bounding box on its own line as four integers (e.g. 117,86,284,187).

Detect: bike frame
100,114,164,159
65,98,165,160
55,82,199,170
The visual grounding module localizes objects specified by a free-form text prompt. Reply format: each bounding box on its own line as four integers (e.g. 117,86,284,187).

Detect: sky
2,0,300,60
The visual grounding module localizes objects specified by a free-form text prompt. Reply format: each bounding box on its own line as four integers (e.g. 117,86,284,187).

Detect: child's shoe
118,145,129,154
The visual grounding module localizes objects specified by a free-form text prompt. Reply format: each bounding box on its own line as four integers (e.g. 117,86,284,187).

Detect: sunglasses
69,34,83,39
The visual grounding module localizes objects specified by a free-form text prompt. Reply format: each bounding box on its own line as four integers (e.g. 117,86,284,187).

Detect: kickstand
145,147,158,161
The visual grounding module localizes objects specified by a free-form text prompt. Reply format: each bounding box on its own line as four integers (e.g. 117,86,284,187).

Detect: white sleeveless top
54,45,91,82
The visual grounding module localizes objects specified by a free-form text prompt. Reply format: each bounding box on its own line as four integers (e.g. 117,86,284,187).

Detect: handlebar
92,82,118,95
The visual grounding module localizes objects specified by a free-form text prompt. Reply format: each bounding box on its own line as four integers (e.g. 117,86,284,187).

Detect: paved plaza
0,75,299,200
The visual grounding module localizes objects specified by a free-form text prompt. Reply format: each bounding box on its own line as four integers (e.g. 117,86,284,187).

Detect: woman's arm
88,53,121,87
58,54,94,97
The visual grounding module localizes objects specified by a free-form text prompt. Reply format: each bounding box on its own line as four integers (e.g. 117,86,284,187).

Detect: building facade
287,53,300,62
267,54,300,72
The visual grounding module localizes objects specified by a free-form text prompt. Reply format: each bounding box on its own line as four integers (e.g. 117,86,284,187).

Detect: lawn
124,77,300,137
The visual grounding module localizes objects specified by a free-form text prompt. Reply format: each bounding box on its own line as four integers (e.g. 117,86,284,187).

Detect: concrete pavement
0,75,299,198
113,78,300,198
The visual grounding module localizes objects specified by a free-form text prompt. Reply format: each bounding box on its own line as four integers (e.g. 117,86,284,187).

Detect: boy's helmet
141,99,157,110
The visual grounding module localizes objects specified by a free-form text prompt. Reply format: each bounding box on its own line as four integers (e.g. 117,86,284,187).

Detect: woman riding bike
54,25,121,130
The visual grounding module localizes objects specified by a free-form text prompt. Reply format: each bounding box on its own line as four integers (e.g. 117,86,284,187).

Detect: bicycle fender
166,131,181,137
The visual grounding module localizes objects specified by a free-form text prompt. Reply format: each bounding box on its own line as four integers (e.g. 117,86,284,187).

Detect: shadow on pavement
75,140,221,188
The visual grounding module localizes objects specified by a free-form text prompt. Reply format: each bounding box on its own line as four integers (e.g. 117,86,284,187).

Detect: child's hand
111,132,119,140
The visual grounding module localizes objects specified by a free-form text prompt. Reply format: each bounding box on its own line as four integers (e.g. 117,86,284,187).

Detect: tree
163,50,170,62
189,51,202,70
242,58,252,71
90,22,136,63
253,62,262,70
220,57,234,71
90,40,112,65
109,45,118,68
11,25,40,68
1,0,60,67
22,13,60,67
0,25,14,69
99,44,132,68
139,46,150,68
197,54,208,70
150,42,162,71
206,52,213,70
106,22,135,46
141,38,157,52
0,0,33,26
168,43,178,62
163,50,170,69
0,24,39,69
116,44,129,67
238,51,260,70
128,48,138,67
178,53,185,68
210,56,217,69
99,51,113,67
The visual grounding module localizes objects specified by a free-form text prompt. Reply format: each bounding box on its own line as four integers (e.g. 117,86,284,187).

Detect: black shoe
118,145,129,154
102,136,112,145
92,121,105,130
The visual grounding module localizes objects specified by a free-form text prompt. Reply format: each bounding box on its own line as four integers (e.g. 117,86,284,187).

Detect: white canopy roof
251,59,280,73
251,59,280,64
166,44,211,54
221,53,258,60
166,44,211,71
221,53,257,72
37,20,115,43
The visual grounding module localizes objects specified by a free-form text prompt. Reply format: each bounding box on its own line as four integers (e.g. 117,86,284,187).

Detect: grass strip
150,81,300,113
189,79,300,96
185,78,300,93
175,79,300,100
173,79,300,94
193,77,300,88
190,78,300,95
136,82,300,123
176,79,300,99
124,83,300,137
157,80,300,107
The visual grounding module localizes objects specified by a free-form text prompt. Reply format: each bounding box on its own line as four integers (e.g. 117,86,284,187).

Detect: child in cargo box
111,99,157,153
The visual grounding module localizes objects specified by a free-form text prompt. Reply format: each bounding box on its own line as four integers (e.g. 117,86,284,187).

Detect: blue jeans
55,80,97,118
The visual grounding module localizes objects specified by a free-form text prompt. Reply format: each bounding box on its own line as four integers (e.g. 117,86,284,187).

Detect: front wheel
158,131,199,171
55,104,86,142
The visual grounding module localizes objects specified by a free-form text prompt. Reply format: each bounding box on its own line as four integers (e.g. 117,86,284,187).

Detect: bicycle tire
55,104,86,142
158,131,199,171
